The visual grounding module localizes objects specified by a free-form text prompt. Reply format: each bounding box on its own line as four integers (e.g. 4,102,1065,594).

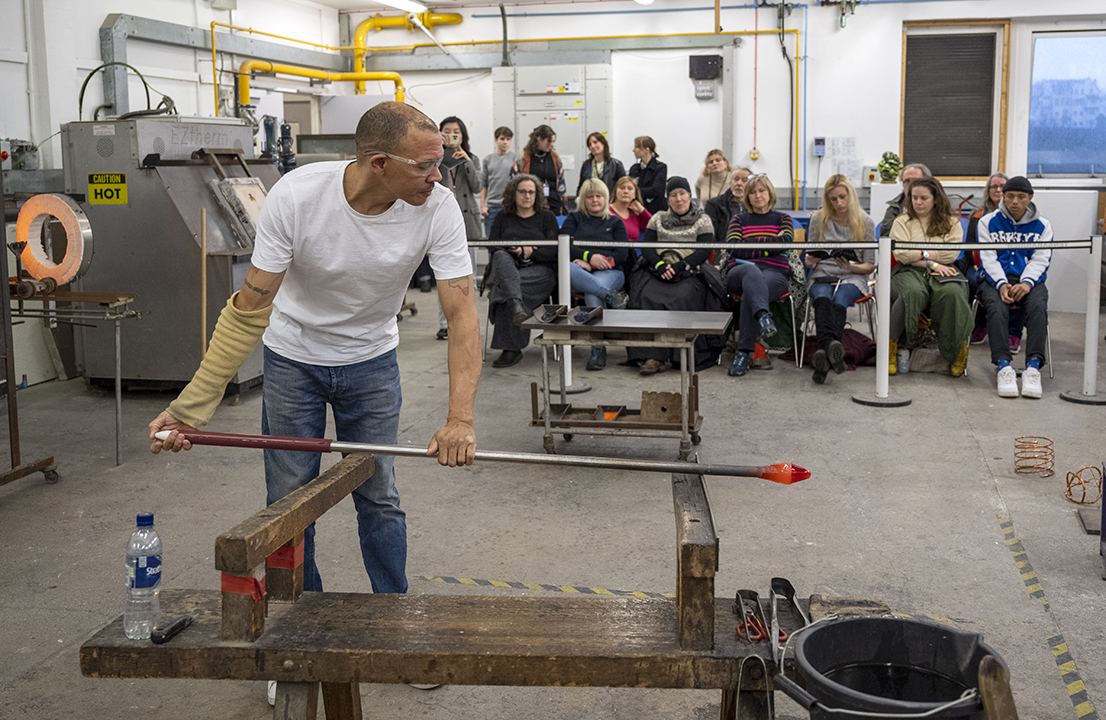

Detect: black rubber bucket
773,616,1005,719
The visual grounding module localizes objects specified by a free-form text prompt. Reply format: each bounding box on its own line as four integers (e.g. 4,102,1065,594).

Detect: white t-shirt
251,161,471,366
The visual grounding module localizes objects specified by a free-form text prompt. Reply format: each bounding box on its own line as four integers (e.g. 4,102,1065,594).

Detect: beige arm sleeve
166,292,272,428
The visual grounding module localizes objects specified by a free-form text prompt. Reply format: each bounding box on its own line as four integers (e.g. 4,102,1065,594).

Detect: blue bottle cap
136,512,154,527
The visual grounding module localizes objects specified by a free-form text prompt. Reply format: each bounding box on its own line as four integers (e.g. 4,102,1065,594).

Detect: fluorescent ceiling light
377,0,428,12
634,0,655,5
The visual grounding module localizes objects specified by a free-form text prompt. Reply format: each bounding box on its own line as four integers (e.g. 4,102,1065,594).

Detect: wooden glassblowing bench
525,309,733,459
80,453,836,720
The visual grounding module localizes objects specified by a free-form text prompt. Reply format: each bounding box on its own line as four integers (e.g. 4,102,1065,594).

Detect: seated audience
627,177,721,374
484,174,560,368
804,174,876,384
577,132,626,196
960,172,1025,351
889,176,972,376
628,136,668,214
520,124,567,215
561,178,630,371
724,174,794,377
696,149,733,202
705,166,751,245
977,176,1053,399
880,163,931,238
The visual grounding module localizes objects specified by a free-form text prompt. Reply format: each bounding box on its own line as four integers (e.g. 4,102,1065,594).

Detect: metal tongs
769,577,810,664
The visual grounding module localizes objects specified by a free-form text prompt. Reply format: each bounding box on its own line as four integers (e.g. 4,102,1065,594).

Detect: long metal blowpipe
154,430,810,484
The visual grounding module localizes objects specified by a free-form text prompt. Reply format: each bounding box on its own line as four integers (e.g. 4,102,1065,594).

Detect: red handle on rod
174,430,333,453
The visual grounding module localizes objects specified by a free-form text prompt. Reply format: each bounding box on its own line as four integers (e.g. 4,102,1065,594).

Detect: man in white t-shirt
149,102,481,594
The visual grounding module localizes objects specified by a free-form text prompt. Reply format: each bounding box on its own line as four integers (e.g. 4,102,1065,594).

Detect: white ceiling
324,0,642,12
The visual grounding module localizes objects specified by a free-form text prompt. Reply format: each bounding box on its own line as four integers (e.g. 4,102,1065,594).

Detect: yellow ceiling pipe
353,11,463,94
238,60,405,106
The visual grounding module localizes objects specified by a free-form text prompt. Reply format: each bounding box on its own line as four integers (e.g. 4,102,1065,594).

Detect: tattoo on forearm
447,277,471,297
244,278,271,296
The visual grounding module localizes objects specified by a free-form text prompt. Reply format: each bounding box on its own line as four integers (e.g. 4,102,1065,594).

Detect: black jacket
628,158,668,214
704,190,746,245
577,157,627,195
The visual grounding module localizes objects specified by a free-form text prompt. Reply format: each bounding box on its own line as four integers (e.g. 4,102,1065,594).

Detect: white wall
4,0,1106,192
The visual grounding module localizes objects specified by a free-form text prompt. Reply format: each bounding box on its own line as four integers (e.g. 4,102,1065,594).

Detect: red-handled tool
154,430,811,483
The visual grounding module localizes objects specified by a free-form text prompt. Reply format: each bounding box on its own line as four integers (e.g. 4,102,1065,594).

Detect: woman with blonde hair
561,178,630,370
696,149,732,202
804,174,876,384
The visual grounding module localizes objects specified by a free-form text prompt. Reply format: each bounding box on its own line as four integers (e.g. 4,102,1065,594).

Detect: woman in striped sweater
723,174,794,377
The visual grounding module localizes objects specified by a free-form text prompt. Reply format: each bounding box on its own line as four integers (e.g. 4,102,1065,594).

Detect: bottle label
131,555,162,589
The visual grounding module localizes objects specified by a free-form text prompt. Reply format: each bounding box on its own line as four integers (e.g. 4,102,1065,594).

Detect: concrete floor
1,291,1104,720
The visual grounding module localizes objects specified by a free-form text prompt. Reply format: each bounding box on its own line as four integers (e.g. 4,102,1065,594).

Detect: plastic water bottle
124,512,162,639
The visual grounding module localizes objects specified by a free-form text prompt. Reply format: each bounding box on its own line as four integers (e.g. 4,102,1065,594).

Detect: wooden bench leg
267,531,305,603
273,682,318,720
322,682,363,720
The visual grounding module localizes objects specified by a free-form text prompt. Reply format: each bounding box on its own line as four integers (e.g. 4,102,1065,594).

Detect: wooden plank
979,655,1019,720
221,564,266,642
267,532,305,603
274,682,318,720
321,682,362,720
216,455,374,573
998,21,1010,173
673,472,718,651
81,590,762,688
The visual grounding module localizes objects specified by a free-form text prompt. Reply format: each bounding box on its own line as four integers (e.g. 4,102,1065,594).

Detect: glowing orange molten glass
759,463,810,485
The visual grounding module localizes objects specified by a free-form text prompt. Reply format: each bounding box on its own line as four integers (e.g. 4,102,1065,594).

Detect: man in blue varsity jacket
977,176,1052,399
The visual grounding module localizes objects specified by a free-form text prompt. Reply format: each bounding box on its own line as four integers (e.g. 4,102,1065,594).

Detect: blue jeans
262,347,407,594
808,281,863,308
569,263,624,307
483,205,501,239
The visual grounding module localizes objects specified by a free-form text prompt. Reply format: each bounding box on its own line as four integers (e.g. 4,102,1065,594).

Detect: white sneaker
1021,366,1043,399
267,680,276,706
996,366,1019,397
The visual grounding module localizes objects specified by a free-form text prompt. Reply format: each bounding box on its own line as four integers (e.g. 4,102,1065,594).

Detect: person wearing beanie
722,173,795,377
627,175,727,373
977,176,1054,399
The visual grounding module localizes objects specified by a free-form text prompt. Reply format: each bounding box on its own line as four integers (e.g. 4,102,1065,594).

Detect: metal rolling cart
526,309,732,459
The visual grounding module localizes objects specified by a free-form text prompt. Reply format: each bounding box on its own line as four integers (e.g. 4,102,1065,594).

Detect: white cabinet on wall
493,64,611,197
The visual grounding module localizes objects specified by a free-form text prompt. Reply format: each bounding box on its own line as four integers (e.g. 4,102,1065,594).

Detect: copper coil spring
1065,465,1103,505
1014,436,1054,477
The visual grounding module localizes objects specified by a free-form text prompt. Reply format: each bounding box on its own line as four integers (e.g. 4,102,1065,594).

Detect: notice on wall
561,154,576,172
88,172,128,205
824,137,862,187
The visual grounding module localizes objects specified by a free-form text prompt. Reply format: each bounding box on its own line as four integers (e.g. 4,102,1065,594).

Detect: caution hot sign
88,172,128,205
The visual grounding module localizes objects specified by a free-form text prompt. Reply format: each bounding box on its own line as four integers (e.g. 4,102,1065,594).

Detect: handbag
698,263,731,305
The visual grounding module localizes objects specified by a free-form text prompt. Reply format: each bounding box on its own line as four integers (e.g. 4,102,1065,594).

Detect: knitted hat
1003,176,1034,195
666,176,691,197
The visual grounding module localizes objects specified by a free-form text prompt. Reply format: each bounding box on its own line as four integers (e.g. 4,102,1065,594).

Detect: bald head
355,101,438,156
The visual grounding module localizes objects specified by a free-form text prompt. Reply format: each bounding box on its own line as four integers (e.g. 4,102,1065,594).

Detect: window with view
1027,34,1106,175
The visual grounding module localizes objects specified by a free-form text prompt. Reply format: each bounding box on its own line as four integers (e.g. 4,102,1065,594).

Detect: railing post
1061,235,1106,405
557,233,590,395
853,234,911,407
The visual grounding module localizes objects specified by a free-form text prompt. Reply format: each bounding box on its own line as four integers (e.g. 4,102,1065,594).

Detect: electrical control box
813,137,826,157
861,165,879,188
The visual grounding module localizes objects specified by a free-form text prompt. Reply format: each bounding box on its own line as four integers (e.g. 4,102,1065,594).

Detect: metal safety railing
466,234,1104,404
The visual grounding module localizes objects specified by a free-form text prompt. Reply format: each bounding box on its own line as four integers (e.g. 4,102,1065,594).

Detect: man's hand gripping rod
155,430,810,484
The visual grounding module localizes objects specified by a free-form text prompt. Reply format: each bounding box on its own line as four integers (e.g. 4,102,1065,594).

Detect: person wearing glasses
520,124,567,215
723,173,794,377
889,176,972,377
704,166,751,245
484,174,561,368
149,102,481,603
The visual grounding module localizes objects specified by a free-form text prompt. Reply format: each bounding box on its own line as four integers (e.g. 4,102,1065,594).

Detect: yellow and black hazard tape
999,517,1050,611
1049,634,1099,719
421,575,676,598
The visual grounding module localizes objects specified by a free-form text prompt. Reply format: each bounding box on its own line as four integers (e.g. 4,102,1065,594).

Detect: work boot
950,341,970,377
811,348,829,385
585,346,607,371
889,339,897,375
639,358,667,376
511,298,530,326
492,350,523,368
